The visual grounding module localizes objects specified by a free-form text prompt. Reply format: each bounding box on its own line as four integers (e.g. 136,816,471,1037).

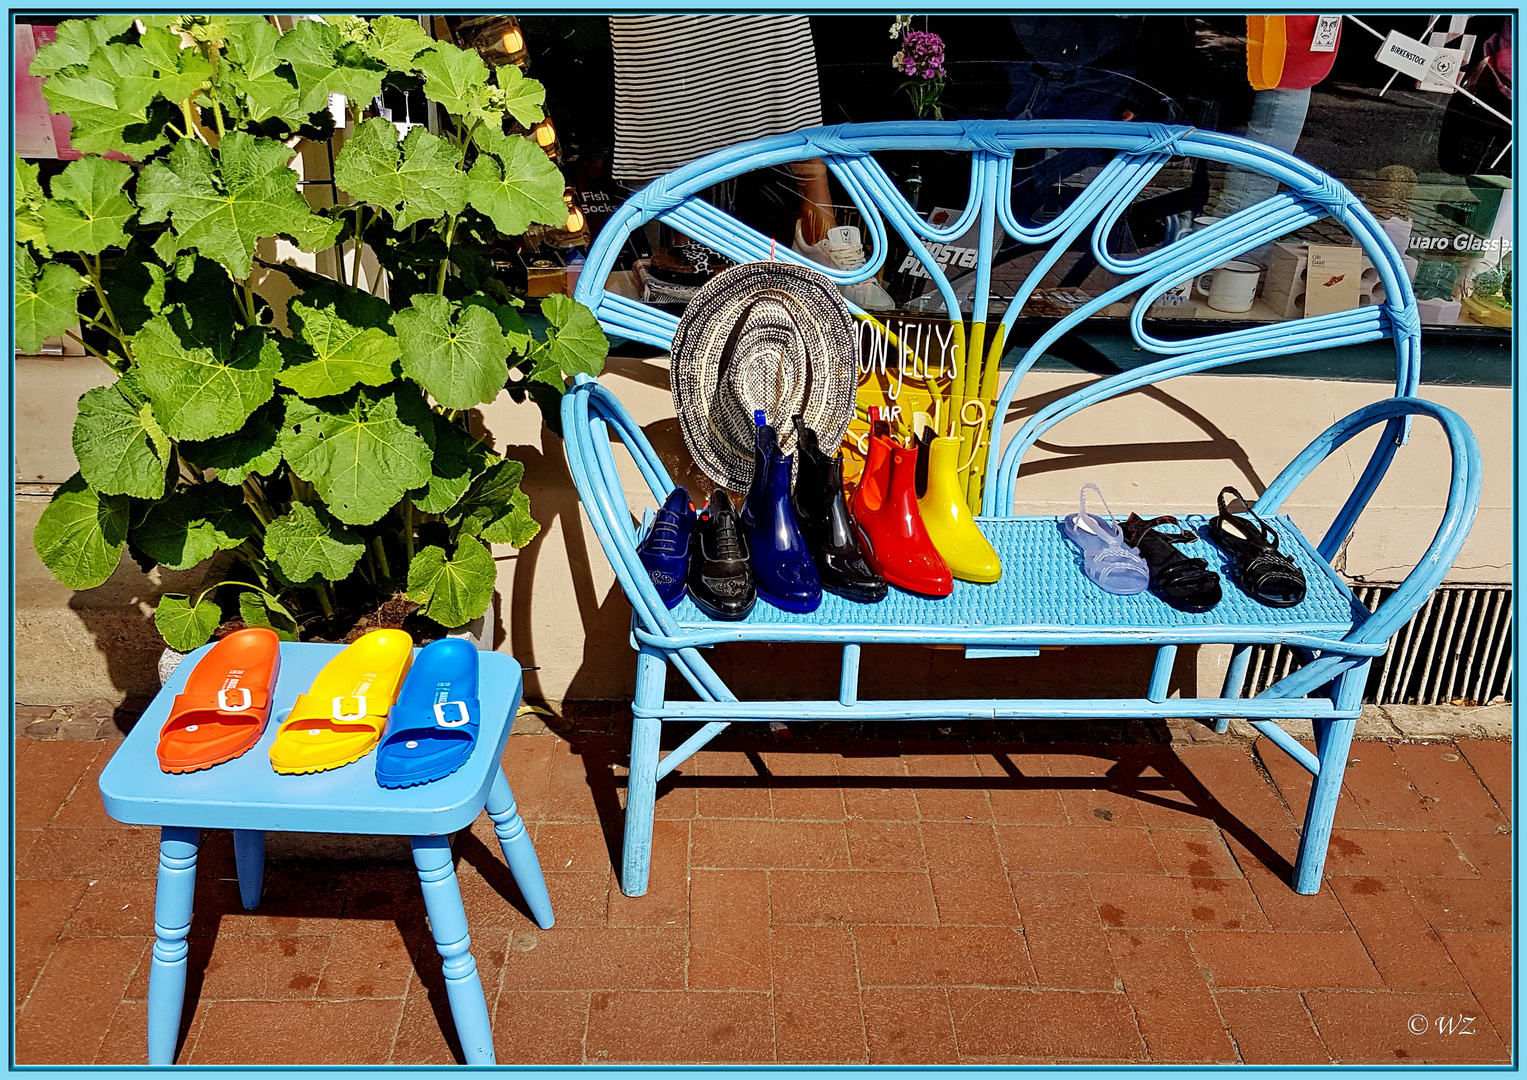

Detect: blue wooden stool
98,642,554,1065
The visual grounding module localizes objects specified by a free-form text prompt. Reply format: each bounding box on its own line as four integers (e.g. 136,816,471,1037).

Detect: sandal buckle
331,695,368,722
216,687,252,713
434,701,471,728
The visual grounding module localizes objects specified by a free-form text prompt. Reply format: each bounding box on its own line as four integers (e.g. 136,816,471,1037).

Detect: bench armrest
1258,396,1482,652
561,375,685,638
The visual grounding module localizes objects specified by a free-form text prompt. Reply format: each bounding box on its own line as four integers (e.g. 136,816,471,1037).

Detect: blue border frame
5,3,1518,1077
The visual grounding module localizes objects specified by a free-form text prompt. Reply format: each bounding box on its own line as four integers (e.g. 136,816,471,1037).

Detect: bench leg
1215,645,1254,734
1292,716,1356,894
622,646,666,898
487,766,555,929
411,834,496,1065
147,826,199,1065
231,829,265,911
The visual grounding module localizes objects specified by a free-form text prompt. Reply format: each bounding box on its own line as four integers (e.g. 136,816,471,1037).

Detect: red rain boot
851,409,953,597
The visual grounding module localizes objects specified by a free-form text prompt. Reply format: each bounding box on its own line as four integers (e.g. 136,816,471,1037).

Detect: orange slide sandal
157,627,282,773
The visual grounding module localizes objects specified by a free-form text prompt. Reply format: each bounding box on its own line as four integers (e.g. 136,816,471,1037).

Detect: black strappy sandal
1121,514,1223,614
1205,487,1307,608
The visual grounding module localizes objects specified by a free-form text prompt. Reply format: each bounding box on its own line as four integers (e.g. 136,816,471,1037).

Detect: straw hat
670,260,860,491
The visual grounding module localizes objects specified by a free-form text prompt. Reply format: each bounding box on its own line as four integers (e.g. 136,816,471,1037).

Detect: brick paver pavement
13,726,1513,1065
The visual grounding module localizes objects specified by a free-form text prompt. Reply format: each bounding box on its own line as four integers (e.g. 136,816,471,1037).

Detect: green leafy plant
1470,257,1511,308
20,15,608,650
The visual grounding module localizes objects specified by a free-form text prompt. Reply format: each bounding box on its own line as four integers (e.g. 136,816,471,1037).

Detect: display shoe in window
688,489,757,620
791,415,887,602
792,222,896,312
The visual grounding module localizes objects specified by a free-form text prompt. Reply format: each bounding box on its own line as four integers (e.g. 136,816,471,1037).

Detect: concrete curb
19,700,1511,745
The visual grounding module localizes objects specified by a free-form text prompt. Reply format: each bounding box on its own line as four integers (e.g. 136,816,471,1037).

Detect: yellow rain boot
269,629,414,775
915,426,1002,584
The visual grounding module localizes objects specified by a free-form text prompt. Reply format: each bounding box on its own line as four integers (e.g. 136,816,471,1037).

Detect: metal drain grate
1245,583,1513,706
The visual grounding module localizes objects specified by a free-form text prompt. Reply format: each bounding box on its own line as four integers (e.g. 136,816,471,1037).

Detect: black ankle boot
687,489,756,620
791,415,888,603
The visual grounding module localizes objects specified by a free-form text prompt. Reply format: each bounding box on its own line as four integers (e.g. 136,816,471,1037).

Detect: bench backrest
572,120,1422,516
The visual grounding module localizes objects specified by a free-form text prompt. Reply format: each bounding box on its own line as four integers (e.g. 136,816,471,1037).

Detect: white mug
1194,260,1262,313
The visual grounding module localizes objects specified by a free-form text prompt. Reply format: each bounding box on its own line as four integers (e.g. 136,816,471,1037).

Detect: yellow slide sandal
269,629,414,775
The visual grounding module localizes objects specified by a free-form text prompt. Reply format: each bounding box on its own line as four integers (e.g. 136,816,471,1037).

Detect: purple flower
900,30,946,80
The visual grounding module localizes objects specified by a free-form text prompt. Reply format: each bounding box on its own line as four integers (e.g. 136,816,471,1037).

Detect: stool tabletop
99,642,522,835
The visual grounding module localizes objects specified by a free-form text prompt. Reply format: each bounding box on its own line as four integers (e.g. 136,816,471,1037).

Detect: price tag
1375,30,1437,80
1311,15,1341,52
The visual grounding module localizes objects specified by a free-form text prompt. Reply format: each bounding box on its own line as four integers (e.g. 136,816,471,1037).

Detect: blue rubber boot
637,487,696,608
742,411,822,613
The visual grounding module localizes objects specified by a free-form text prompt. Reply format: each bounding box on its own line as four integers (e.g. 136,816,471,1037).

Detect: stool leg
231,830,265,911
147,826,199,1065
487,767,554,929
410,834,496,1065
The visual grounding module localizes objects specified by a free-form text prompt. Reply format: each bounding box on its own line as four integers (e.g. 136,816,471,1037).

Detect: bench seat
655,514,1366,649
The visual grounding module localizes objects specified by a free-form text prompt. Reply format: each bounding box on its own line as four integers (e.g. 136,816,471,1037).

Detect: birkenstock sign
1374,29,1439,80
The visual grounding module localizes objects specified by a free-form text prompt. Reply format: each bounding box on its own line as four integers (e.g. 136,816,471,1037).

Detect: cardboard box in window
1303,245,1367,317
1263,241,1387,318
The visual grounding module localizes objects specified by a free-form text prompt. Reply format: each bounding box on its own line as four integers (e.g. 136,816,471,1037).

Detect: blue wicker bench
564,120,1481,898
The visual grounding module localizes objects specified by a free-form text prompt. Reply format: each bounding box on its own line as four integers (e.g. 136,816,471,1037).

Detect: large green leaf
393,294,509,411
154,592,223,651
414,42,490,117
494,65,546,128
39,38,204,158
220,16,300,124
29,16,136,77
236,589,298,641
465,130,566,237
452,456,540,547
137,132,341,279
33,473,129,590
462,295,532,354
14,247,85,354
133,26,218,104
274,19,385,119
73,376,170,500
278,295,401,398
100,252,168,337
37,157,136,256
334,118,467,230
405,538,496,627
135,309,282,441
278,384,433,525
364,16,435,71
132,483,256,570
15,158,50,254
263,500,365,584
179,394,285,486
528,293,609,385
413,413,490,515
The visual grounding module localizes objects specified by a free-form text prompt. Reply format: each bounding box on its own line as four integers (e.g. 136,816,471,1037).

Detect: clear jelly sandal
1061,483,1150,595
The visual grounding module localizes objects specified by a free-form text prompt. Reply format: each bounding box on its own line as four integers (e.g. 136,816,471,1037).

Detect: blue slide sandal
375,638,482,789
